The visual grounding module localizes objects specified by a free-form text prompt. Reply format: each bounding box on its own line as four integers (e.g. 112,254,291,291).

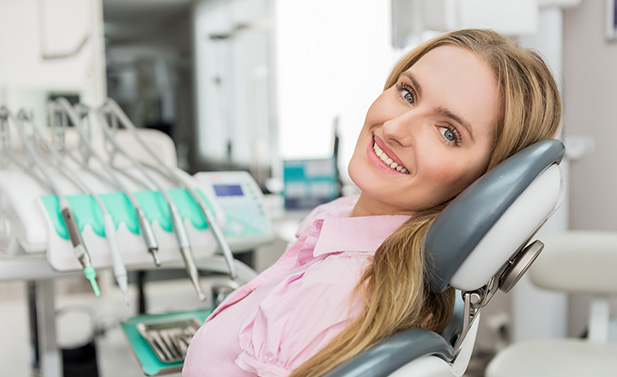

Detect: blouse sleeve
234,253,367,377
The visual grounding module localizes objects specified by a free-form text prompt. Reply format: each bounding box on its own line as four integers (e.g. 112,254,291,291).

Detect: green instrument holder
40,188,217,240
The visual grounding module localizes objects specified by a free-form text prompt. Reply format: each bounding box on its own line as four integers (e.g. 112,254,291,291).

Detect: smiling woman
349,45,501,216
182,29,562,377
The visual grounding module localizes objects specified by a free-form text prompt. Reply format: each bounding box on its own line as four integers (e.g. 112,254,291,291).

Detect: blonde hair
290,29,562,377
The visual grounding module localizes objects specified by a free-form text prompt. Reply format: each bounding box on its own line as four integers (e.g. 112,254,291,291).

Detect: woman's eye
396,82,416,105
439,125,461,146
443,128,455,141
402,90,414,105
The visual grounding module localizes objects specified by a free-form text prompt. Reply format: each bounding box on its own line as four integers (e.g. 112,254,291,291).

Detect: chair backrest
324,139,566,377
426,138,565,293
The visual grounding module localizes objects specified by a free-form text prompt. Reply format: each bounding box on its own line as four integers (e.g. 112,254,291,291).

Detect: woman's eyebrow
400,71,422,98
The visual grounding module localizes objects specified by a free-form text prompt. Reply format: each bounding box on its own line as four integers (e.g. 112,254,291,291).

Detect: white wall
564,1,617,231
563,0,617,335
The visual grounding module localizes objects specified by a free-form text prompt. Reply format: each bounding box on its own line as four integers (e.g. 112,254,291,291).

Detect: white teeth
373,142,409,174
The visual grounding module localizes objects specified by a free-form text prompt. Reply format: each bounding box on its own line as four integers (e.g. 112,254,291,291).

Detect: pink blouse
182,195,410,377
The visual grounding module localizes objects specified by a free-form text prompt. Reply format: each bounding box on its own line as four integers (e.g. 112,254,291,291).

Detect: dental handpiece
60,200,100,296
103,213,129,303
58,170,130,305
170,204,206,301
136,207,160,266
114,190,160,265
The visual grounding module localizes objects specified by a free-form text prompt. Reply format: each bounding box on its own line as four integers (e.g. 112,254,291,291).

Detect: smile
372,142,410,174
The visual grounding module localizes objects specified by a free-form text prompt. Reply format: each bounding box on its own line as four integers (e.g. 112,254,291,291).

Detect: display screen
214,184,244,197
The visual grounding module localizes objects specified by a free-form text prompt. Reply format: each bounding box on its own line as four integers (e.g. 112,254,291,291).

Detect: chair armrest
324,329,455,377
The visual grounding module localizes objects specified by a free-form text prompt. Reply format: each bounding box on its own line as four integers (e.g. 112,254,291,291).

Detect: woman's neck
351,193,415,217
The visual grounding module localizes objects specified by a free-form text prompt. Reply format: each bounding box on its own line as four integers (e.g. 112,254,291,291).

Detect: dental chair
485,230,617,377
324,139,566,377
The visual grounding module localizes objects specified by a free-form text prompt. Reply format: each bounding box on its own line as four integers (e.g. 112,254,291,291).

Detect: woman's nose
382,110,415,146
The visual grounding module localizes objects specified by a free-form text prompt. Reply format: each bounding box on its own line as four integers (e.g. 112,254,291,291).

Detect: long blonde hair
290,29,562,377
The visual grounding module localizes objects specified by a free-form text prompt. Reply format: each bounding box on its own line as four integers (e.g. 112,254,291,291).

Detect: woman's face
349,45,501,216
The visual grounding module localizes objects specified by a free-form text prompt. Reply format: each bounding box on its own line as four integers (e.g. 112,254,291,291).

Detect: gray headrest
425,139,565,293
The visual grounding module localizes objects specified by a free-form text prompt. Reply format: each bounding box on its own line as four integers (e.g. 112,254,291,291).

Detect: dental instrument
50,99,161,268
0,107,100,296
101,99,238,280
25,112,131,305
135,318,201,363
83,105,207,301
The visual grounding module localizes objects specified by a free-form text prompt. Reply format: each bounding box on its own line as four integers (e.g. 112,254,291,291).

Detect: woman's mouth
372,141,410,174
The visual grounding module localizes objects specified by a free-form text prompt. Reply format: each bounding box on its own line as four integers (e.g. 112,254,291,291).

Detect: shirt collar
312,214,410,257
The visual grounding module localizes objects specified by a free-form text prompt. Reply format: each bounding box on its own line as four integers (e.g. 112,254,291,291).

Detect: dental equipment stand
0,170,269,377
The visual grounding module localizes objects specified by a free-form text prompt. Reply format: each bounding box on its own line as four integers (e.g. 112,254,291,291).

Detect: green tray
121,308,213,376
